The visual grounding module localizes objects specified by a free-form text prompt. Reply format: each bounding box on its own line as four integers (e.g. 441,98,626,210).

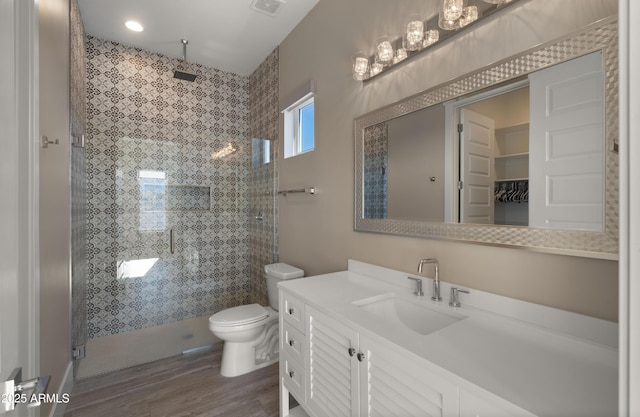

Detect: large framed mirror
355,17,618,260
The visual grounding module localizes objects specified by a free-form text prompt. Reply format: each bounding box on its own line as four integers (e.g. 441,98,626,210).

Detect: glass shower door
87,132,250,340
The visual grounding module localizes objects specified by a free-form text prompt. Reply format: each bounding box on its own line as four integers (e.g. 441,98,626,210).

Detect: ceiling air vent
250,0,286,16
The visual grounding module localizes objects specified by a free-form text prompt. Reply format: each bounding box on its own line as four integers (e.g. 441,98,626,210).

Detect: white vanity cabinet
281,290,459,417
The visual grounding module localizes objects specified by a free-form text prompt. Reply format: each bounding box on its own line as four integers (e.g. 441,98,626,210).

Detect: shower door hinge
72,345,85,360
72,134,85,148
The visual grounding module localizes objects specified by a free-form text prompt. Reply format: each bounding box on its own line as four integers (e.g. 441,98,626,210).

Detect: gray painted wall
277,0,618,321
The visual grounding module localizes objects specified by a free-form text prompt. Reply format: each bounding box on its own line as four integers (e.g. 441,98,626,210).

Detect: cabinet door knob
288,339,295,346
289,371,295,378
357,352,366,362
348,348,356,357
288,308,295,315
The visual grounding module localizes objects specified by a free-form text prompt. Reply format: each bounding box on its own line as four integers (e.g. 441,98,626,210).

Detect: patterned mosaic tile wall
86,37,251,338
363,123,388,219
248,48,279,306
70,0,87,374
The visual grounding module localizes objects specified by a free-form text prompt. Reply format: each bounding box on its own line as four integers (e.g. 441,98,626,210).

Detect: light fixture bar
354,0,521,82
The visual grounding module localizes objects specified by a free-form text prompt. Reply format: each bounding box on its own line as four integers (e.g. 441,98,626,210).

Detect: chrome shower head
173,39,197,82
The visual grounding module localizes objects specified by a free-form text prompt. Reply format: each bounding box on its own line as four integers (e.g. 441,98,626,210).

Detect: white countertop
279,261,618,417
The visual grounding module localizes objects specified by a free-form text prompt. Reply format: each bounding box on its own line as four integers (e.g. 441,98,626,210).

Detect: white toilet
208,263,304,377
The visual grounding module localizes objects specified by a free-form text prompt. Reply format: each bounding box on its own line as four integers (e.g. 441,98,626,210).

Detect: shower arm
181,39,188,63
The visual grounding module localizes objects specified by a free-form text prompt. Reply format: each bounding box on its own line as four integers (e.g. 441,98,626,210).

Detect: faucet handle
407,277,424,296
449,287,469,307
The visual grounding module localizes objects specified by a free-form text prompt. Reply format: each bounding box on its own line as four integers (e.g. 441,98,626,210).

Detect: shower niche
139,182,212,212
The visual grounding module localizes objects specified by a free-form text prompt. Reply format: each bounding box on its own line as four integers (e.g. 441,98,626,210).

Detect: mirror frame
355,18,618,260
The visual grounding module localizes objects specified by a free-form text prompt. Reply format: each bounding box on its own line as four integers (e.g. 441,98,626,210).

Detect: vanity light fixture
125,20,144,32
352,0,520,81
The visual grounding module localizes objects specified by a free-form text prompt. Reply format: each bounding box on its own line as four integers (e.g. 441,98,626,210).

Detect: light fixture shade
403,15,424,52
352,52,370,80
441,0,464,21
456,6,478,28
376,37,395,66
438,14,457,30
394,48,408,64
438,0,464,31
370,62,384,76
406,14,424,42
423,29,440,47
403,35,422,52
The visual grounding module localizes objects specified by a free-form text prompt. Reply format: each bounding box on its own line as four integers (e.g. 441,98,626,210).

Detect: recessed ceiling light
125,20,144,32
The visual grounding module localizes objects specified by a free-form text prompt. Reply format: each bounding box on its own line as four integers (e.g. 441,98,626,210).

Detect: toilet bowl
208,263,304,377
209,304,279,377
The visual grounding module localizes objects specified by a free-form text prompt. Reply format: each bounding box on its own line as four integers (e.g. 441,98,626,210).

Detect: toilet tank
265,263,304,310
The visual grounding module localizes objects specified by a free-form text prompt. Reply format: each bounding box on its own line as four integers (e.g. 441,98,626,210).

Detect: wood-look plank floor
63,344,280,417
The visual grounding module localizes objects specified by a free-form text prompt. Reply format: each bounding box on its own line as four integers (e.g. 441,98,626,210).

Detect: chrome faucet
418,258,441,301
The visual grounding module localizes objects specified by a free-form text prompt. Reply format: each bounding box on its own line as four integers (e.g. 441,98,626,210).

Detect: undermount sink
352,293,467,335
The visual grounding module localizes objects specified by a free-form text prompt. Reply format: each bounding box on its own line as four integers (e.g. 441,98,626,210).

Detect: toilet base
219,316,279,377
220,346,278,377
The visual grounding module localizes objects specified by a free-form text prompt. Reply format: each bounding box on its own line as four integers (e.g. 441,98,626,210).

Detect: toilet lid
210,304,269,326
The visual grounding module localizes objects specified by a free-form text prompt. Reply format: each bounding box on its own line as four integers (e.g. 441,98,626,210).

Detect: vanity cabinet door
306,306,360,417
359,335,459,417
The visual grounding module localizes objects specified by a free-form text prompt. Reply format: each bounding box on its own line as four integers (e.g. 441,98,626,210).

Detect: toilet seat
209,304,269,327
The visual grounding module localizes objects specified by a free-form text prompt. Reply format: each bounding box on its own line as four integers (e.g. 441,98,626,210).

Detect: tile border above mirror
354,17,618,260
